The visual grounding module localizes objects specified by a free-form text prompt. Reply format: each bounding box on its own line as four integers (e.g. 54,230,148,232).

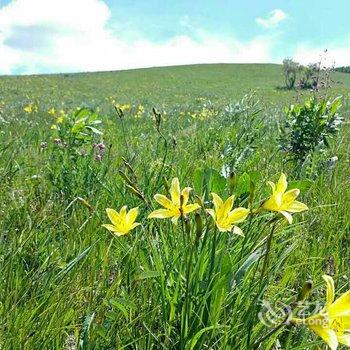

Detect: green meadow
0,63,349,349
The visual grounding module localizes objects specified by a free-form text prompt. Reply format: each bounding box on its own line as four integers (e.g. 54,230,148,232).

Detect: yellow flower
24,104,33,113
292,275,350,350
50,124,58,130
48,107,56,115
206,193,250,235
148,177,200,224
102,206,140,236
56,116,64,123
115,103,131,112
262,173,308,224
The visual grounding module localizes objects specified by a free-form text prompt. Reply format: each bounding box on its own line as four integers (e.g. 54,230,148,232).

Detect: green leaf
136,271,160,280
235,172,251,197
85,126,103,135
288,179,313,193
79,312,95,350
185,326,217,350
232,248,264,287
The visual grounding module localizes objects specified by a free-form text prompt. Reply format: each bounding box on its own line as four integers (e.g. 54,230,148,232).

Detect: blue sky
0,0,349,74
106,0,348,45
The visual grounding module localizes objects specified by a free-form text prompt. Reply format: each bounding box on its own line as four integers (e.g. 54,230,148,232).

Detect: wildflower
102,206,140,236
51,124,58,130
95,154,103,162
206,193,249,235
40,142,47,149
114,103,131,113
292,275,350,350
262,173,308,224
56,116,64,123
24,104,33,113
135,105,144,118
95,142,106,152
148,177,200,224
48,107,56,115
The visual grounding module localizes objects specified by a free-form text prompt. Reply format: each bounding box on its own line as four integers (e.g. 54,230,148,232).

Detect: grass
0,63,349,349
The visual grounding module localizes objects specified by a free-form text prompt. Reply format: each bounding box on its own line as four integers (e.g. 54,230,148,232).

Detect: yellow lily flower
24,104,33,113
148,177,200,224
292,275,350,350
56,116,64,123
206,193,250,235
102,206,140,236
262,173,308,224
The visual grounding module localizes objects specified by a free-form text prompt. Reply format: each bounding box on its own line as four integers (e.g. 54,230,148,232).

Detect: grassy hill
1,63,350,110
0,64,349,349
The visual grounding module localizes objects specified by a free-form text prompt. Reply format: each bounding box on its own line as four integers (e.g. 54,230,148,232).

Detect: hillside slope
1,64,350,110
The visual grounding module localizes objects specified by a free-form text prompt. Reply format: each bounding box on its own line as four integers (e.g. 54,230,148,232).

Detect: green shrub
280,96,343,166
47,108,107,198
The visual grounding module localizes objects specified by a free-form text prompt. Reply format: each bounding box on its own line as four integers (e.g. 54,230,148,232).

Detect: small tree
283,58,299,89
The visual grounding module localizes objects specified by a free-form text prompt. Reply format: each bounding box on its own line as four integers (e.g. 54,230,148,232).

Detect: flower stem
260,220,278,281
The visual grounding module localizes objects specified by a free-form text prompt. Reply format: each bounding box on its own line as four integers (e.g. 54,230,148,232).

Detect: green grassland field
0,64,349,349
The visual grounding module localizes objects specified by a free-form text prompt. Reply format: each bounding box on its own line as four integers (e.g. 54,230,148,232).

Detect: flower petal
286,200,309,213
206,209,216,220
112,230,130,237
183,203,200,214
129,222,141,230
329,291,350,318
154,194,174,210
181,187,192,206
262,197,278,211
280,210,293,224
309,323,338,350
106,208,120,225
170,177,181,206
171,216,179,225
120,205,127,220
338,334,350,347
276,173,288,194
323,274,335,307
102,224,126,236
232,226,244,236
227,207,250,224
216,222,231,232
102,224,118,232
222,195,235,217
342,315,350,328
126,207,139,225
267,181,276,193
148,209,175,219
282,189,300,204
211,192,223,211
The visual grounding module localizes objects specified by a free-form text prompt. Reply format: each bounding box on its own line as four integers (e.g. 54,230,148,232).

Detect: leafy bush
50,107,103,147
280,96,343,166
47,108,107,198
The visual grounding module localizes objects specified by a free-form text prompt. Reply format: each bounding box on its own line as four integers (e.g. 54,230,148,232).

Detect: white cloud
293,43,350,67
256,9,287,29
0,0,276,75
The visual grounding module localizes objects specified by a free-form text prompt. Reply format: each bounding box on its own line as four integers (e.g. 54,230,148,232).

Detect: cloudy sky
0,0,349,75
